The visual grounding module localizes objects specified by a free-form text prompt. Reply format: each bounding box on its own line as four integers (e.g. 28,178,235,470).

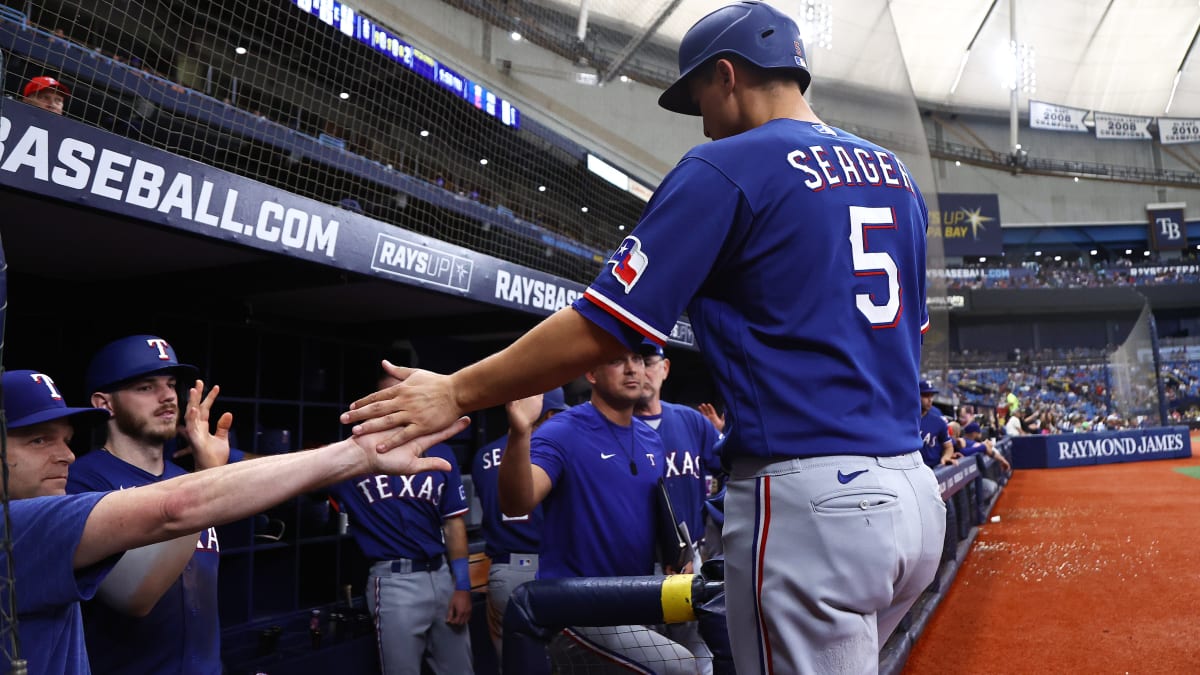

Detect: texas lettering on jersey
664,450,702,479
353,473,455,506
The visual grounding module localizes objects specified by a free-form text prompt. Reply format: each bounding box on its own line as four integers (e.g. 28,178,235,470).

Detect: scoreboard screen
294,0,521,128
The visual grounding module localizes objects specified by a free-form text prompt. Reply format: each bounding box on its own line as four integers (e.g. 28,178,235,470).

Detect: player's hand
939,456,958,467
446,589,472,626
698,403,725,433
341,362,463,452
350,417,469,475
183,380,233,470
506,394,543,435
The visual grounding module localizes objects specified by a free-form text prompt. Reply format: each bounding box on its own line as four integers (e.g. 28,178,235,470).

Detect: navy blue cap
919,380,938,395
540,388,569,418
85,335,199,394
962,422,982,435
659,1,810,115
3,369,111,429
637,339,665,358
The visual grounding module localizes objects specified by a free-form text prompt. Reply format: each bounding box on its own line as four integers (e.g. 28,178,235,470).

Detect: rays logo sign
930,194,1003,257
608,236,648,293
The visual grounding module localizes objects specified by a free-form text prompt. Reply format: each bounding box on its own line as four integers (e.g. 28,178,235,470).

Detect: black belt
385,555,443,573
489,552,538,564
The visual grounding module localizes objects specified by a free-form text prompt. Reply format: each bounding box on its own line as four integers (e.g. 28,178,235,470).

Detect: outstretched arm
342,309,627,450
73,416,468,569
496,395,553,518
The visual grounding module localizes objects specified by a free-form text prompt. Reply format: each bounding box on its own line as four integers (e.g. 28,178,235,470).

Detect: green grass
1174,466,1200,480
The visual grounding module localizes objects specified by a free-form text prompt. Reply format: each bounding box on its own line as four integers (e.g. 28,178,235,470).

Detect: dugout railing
497,446,1013,675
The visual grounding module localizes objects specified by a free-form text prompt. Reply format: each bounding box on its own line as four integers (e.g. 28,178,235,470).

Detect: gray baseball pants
367,560,472,675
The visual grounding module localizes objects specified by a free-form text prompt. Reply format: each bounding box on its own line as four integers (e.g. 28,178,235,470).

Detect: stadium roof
533,0,1200,118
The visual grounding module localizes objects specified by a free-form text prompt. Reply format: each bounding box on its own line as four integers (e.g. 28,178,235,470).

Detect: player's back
685,119,927,460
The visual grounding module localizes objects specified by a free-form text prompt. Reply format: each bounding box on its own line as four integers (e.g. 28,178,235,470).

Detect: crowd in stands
927,350,1200,437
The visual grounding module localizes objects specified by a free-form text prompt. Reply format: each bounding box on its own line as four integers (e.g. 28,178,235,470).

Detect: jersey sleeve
572,157,751,346
11,493,118,613
914,180,931,335
937,419,951,447
437,446,469,519
529,434,566,489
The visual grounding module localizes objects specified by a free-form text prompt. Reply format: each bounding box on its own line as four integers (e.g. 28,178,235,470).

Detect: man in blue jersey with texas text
328,371,474,675
344,2,946,672
634,341,720,558
919,380,958,469
68,335,232,674
498,353,704,674
471,388,567,663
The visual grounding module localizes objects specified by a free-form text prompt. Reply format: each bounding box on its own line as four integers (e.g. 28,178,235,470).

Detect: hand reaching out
182,380,233,470
341,361,464,452
506,394,544,435
698,403,725,433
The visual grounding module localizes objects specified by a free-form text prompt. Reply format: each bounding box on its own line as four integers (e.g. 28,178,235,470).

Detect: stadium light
1074,177,1079,182
620,75,630,83
1144,250,1151,256
538,185,547,192
1125,249,1133,255
479,158,488,165
619,225,626,231
235,46,247,55
1090,249,1098,255
338,92,350,100
1054,255,1062,262
979,257,986,262
510,31,522,42
581,206,589,213
1034,250,1042,256
955,160,961,167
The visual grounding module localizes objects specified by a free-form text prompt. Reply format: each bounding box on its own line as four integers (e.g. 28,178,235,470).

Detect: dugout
0,100,712,672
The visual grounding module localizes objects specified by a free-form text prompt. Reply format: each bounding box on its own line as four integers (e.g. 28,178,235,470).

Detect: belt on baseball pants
384,555,444,573
489,552,538,565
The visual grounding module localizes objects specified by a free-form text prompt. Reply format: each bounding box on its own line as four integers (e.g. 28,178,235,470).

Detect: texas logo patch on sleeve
608,236,649,293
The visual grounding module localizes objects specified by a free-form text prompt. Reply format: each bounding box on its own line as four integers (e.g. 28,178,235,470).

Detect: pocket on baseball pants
811,487,900,514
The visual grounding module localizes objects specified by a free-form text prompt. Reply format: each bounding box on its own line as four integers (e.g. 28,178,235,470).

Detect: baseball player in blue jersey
635,341,720,557
0,368,462,675
499,353,704,673
345,2,947,672
328,438,473,675
67,335,232,674
919,380,957,469
471,388,568,662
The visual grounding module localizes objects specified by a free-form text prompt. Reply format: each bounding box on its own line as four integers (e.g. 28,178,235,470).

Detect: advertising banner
933,193,1003,257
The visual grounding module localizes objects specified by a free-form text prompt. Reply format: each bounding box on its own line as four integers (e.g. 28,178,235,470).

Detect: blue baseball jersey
472,434,543,558
531,403,665,579
919,409,951,468
329,443,469,561
67,451,222,674
637,401,719,542
574,119,929,462
4,493,115,675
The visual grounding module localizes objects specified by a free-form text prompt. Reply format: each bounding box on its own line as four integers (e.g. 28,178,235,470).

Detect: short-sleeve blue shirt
919,409,952,468
67,451,222,674
329,443,469,561
4,492,115,675
531,403,665,579
638,401,719,542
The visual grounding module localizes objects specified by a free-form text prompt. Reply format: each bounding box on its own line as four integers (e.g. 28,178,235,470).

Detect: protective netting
1107,302,1163,421
2,0,650,283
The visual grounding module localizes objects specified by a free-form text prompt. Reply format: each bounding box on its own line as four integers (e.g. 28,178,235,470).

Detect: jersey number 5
849,206,900,328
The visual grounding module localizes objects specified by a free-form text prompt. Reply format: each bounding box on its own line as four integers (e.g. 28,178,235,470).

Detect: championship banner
932,194,1003,257
1030,100,1089,132
1094,111,1152,140
1158,117,1200,145
1146,202,1188,250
